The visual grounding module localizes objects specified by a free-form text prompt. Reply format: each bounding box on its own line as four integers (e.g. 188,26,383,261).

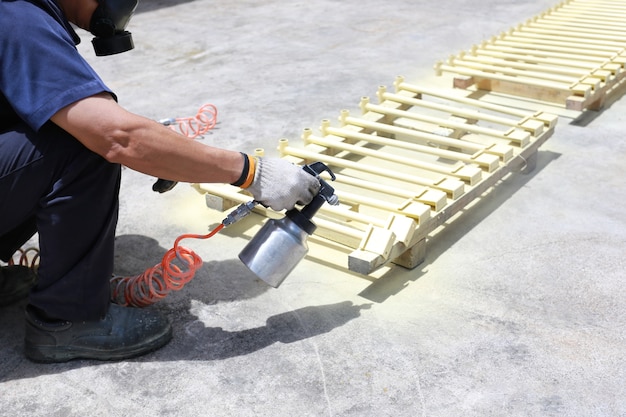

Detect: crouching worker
0,0,320,362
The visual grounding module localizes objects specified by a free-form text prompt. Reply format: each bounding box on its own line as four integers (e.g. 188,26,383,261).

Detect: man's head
89,0,138,55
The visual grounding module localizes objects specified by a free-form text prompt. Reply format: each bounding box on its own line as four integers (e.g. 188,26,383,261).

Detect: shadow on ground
357,149,562,303
0,234,368,382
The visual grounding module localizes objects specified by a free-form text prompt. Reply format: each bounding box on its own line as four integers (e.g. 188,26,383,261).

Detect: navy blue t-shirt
0,0,113,131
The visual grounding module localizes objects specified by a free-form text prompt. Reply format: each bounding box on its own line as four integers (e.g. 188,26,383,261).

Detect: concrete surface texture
1,0,625,416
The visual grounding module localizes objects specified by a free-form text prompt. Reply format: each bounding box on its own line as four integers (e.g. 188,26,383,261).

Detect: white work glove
245,157,321,211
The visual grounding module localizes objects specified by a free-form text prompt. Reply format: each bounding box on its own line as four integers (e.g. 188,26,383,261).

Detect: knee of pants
1,122,122,221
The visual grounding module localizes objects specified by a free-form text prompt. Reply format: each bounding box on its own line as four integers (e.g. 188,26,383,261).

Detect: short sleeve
0,0,114,131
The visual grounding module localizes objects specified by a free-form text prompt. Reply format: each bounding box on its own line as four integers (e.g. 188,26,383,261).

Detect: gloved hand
243,157,321,211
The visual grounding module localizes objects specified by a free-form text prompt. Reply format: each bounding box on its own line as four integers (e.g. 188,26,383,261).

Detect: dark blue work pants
0,121,120,321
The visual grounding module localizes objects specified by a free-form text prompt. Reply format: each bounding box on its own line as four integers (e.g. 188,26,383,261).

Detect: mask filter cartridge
89,0,138,56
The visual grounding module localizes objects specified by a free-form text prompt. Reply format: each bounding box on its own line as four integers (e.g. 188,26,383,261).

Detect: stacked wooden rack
194,76,557,274
435,0,626,110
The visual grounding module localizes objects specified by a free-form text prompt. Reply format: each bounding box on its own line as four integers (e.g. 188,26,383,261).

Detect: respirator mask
89,0,138,56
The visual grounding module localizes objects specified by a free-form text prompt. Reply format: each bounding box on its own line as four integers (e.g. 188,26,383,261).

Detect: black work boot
24,303,172,363
0,265,38,306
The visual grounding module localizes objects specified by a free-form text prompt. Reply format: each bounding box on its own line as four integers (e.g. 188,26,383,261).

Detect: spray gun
238,161,339,287
111,162,337,307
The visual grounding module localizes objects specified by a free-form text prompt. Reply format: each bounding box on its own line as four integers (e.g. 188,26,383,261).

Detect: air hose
8,247,40,269
110,201,257,307
111,102,224,307
159,103,218,139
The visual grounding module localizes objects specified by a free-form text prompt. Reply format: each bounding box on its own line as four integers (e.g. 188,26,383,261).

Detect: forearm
51,93,244,184
107,118,243,183
50,92,321,211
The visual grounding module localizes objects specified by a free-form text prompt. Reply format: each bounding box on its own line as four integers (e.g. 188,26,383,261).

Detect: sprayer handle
303,162,336,181
302,162,338,205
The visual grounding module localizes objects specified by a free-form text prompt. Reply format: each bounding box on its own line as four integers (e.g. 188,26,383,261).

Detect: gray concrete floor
1,0,625,416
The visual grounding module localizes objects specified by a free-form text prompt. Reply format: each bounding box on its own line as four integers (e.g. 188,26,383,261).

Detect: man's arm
50,92,243,184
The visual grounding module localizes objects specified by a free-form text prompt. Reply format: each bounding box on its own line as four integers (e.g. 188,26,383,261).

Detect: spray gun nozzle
325,193,339,206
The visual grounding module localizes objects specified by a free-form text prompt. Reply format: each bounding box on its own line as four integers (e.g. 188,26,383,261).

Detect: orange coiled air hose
9,246,40,269
161,103,218,139
110,201,257,308
111,102,223,307
110,224,225,308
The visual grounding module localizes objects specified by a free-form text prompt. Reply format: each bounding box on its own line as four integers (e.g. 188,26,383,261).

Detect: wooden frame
194,77,556,275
